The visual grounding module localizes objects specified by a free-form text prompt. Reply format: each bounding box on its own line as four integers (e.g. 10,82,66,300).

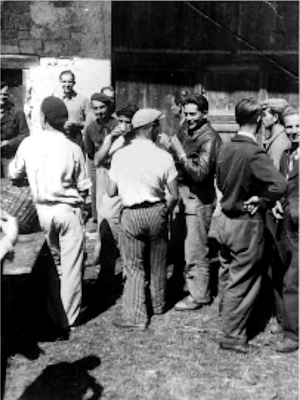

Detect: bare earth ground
3,220,299,400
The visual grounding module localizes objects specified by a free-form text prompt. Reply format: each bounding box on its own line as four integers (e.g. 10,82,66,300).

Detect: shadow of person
17,355,103,400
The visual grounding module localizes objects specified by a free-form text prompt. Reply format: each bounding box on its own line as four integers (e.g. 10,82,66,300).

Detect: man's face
0,85,9,107
262,109,277,129
60,73,75,95
284,114,300,144
92,100,109,121
183,103,206,130
117,115,131,134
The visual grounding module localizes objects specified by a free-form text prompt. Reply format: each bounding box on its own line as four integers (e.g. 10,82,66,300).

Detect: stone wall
1,0,112,130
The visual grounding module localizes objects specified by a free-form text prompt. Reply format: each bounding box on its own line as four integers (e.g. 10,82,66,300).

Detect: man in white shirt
9,96,90,340
108,108,179,330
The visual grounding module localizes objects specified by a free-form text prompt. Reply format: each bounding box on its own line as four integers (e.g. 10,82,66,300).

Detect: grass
3,221,299,400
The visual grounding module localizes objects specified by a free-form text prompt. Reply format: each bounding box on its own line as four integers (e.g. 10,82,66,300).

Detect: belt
124,200,165,210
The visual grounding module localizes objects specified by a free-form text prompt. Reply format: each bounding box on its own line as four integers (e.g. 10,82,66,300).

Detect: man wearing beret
9,96,90,340
85,93,120,266
108,108,179,329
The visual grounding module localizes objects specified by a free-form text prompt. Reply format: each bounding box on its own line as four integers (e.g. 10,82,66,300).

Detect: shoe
276,338,298,353
112,317,147,331
219,342,257,354
174,296,207,311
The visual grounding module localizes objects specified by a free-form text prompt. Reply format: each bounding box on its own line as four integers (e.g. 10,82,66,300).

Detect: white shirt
9,129,90,206
109,139,177,207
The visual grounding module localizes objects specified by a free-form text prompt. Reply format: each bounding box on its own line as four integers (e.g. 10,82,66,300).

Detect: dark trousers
218,213,265,344
120,202,168,324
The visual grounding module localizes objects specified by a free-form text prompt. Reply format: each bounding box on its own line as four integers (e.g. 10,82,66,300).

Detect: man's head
170,90,190,118
101,86,115,113
40,96,68,132
182,93,208,130
235,98,262,130
0,81,9,108
90,93,112,121
261,98,289,130
115,104,139,134
131,108,164,142
282,106,299,148
59,70,76,96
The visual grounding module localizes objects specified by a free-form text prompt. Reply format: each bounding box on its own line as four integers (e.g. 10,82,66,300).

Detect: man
9,97,90,340
162,93,222,311
85,93,119,263
261,98,290,169
216,98,287,353
1,81,29,178
108,108,178,329
272,106,299,353
54,70,90,150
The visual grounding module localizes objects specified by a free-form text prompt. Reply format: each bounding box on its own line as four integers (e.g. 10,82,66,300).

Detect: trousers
218,212,264,344
172,194,213,304
120,202,168,324
37,203,84,328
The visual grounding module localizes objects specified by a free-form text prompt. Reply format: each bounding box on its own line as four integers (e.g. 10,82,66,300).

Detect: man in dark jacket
1,81,29,178
216,98,287,353
164,93,222,311
272,105,299,353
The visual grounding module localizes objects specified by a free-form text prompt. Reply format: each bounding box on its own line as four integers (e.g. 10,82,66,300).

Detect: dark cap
90,93,112,105
41,96,68,131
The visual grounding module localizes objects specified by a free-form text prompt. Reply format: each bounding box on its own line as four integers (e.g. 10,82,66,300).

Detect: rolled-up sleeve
8,139,27,180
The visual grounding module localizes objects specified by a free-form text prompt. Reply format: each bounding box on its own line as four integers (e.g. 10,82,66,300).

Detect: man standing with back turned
9,97,90,340
216,98,287,353
108,109,178,330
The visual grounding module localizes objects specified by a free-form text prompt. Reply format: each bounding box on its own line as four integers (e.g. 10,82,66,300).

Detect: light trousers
37,204,84,328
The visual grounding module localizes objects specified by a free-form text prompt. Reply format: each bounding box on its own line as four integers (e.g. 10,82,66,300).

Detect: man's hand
0,140,9,148
158,133,172,149
243,196,260,215
170,135,187,160
0,210,18,246
272,201,284,220
111,124,126,139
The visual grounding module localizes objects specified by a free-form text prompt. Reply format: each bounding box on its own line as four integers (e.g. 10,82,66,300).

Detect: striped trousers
120,202,168,324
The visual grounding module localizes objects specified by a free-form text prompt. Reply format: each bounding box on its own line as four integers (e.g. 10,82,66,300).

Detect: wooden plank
2,232,45,276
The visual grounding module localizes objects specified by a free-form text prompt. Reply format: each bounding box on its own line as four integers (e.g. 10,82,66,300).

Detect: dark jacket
217,134,287,219
176,120,222,204
1,101,29,159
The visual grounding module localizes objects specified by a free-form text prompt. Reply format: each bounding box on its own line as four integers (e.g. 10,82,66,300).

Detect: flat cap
261,98,289,113
132,108,164,129
90,93,112,104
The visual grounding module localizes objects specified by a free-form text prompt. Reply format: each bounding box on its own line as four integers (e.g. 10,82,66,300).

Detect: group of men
1,70,298,354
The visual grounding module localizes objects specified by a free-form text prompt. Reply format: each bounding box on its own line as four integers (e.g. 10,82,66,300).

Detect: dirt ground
3,219,299,400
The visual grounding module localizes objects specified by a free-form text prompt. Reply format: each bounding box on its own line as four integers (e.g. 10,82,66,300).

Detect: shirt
8,129,90,206
217,133,288,218
54,90,90,124
109,139,178,207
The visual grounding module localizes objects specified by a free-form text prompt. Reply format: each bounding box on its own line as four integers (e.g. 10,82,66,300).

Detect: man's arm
8,139,27,180
171,134,220,183
84,126,95,160
250,148,288,205
166,178,179,213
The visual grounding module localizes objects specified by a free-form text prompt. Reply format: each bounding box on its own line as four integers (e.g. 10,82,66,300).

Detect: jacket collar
231,133,258,145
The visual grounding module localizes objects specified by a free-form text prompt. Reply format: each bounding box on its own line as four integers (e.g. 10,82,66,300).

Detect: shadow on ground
17,355,102,400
